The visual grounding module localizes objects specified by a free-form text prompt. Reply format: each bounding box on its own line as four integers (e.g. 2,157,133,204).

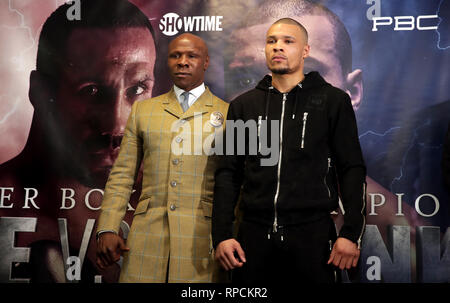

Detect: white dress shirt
173,83,206,110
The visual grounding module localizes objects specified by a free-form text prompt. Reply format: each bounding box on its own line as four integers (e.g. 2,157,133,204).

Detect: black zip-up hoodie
212,71,366,248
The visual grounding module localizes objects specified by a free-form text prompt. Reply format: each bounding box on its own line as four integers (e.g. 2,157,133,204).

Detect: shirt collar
173,83,205,99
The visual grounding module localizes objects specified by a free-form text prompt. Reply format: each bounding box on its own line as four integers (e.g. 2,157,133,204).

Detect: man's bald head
272,18,308,44
169,33,209,57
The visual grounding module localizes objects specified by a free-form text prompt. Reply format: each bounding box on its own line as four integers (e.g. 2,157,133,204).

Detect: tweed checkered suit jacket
97,87,229,282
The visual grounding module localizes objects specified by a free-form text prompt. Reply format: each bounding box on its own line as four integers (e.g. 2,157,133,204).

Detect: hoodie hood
256,71,330,92
255,71,330,120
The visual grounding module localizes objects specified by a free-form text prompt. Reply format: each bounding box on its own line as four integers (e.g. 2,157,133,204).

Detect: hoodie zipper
272,93,287,233
257,115,262,153
300,112,308,149
357,183,367,249
324,157,331,198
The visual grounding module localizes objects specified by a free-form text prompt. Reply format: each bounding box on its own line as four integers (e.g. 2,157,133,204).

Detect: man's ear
345,68,363,111
302,44,310,59
29,70,56,110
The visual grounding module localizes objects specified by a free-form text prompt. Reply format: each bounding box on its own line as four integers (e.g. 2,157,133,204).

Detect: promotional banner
0,0,448,283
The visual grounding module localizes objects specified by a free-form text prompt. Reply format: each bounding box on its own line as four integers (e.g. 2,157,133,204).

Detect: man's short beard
270,67,291,75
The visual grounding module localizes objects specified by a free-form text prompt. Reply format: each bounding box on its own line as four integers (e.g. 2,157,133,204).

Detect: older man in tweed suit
96,33,229,282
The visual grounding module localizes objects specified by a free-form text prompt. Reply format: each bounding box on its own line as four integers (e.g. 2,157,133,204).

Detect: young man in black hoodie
212,18,367,283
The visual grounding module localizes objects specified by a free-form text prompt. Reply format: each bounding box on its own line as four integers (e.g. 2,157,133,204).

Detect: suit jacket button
170,204,176,211
170,180,177,187
172,159,180,165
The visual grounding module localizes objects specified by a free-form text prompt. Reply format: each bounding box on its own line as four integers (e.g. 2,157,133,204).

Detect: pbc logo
159,13,223,36
372,15,439,32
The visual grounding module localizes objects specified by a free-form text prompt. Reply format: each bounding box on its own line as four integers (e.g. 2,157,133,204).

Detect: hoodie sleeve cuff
212,229,234,249
338,226,363,249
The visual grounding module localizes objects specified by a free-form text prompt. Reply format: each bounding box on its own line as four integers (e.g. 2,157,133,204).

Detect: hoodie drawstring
266,82,303,120
292,93,299,119
264,86,273,120
292,83,303,119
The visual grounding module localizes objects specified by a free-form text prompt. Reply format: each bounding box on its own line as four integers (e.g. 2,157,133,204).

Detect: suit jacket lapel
162,86,215,120
162,88,184,119
181,87,214,120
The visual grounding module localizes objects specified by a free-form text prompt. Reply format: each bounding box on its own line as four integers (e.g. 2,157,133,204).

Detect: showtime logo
159,13,223,36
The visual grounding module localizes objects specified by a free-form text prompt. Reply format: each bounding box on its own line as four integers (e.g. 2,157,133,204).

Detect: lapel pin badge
210,111,224,127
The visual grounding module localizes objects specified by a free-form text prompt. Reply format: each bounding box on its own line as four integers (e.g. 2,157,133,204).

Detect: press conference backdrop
0,0,448,283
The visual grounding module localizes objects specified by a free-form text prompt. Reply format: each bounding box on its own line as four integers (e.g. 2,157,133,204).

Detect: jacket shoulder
308,84,351,111
321,85,350,102
211,93,230,112
137,91,171,105
232,88,262,104
227,89,263,114
131,92,173,114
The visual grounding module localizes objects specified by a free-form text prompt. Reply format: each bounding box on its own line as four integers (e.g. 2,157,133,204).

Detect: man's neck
271,71,305,93
173,82,205,93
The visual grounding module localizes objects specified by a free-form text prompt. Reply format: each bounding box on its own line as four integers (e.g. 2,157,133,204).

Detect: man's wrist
337,236,360,249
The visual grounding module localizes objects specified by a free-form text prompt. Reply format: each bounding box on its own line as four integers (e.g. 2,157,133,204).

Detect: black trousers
232,215,339,284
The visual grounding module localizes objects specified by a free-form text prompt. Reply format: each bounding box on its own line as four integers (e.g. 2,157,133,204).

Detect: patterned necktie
180,91,190,112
